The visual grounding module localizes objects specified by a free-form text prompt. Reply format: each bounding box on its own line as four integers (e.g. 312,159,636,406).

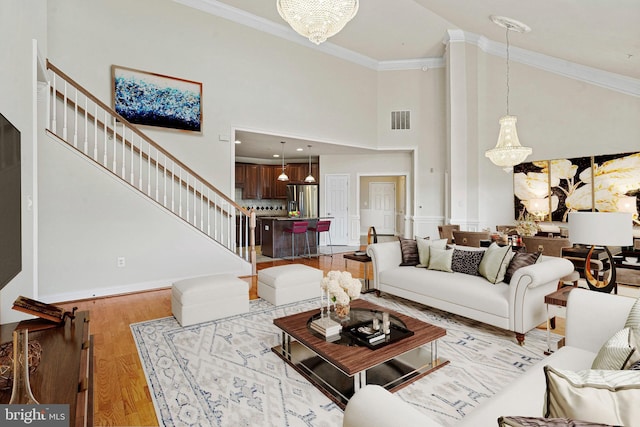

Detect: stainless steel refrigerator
287,184,319,218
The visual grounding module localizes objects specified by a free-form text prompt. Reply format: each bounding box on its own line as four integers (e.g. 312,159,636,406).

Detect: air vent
391,110,410,130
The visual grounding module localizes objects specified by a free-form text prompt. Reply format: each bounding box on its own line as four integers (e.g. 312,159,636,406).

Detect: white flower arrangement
320,270,362,306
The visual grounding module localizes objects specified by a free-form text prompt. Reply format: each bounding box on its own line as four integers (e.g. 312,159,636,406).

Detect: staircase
45,61,256,275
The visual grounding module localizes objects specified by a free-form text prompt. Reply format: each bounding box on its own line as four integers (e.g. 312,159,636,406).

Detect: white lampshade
485,115,532,172
568,212,633,246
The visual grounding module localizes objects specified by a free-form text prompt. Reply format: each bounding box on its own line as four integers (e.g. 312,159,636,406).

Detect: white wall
46,0,380,191
38,135,250,301
320,152,413,244
0,0,47,323
448,41,640,232
38,0,441,299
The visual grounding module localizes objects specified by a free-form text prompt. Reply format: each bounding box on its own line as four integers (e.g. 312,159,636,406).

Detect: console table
0,312,93,427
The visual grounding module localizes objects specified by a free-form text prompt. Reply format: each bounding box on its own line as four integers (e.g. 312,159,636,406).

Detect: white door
369,182,396,235
325,174,349,245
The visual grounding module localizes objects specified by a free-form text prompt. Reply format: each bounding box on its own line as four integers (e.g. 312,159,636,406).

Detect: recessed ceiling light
296,148,303,151
273,154,280,158
234,140,241,144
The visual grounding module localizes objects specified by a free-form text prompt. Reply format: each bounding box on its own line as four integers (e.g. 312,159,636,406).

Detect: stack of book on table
350,324,386,344
310,317,342,338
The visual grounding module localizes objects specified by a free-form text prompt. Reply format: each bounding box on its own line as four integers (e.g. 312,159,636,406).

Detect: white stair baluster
93,104,98,160
51,74,57,133
83,96,88,153
121,124,126,178
73,88,78,147
62,81,68,140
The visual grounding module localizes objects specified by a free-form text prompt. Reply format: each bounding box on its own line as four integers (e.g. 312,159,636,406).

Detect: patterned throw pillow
591,327,638,370
503,251,541,284
498,416,613,426
544,366,640,425
451,248,483,276
624,297,640,329
398,237,420,266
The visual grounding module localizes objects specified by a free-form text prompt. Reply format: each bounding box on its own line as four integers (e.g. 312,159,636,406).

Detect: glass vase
334,303,351,322
9,329,39,404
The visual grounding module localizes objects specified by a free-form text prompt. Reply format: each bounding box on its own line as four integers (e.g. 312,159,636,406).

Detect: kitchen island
261,216,331,258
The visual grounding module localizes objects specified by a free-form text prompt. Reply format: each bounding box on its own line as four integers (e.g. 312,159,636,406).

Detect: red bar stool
308,220,332,257
283,221,310,259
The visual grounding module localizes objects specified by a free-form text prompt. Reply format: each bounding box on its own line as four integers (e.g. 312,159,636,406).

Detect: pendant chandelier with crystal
277,0,359,45
485,16,533,173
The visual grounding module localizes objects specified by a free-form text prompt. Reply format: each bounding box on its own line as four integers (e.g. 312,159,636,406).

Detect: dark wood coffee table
272,298,448,408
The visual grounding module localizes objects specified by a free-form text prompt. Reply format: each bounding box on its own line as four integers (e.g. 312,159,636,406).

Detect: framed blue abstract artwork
112,65,202,132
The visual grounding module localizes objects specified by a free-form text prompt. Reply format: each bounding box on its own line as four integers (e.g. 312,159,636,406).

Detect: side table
343,252,376,294
544,286,574,355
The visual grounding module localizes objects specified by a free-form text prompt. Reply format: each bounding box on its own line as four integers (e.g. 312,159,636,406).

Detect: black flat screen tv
0,112,21,291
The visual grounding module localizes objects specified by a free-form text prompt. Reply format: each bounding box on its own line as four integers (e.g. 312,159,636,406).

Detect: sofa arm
343,385,443,427
509,256,574,290
366,241,402,290
565,288,636,353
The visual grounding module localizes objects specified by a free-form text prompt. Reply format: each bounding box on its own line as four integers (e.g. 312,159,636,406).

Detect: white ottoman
171,274,249,326
257,264,323,305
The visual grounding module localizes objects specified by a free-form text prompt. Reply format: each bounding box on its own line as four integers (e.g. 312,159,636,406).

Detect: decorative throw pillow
624,297,640,329
543,366,640,425
416,238,448,267
451,248,484,276
629,359,640,370
479,242,513,284
498,416,613,426
503,251,541,284
591,327,637,370
427,247,454,272
398,237,420,266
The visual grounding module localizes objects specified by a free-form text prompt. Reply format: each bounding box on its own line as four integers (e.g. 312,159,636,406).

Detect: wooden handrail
47,90,238,218
46,60,248,217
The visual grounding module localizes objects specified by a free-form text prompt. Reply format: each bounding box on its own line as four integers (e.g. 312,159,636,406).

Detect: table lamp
568,211,633,293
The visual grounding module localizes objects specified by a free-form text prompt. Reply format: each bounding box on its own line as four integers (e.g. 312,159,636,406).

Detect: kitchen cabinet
239,163,317,200
286,163,318,183
235,163,246,188
243,164,260,199
260,165,273,199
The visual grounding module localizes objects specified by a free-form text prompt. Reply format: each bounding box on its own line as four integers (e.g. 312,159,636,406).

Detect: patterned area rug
131,294,558,426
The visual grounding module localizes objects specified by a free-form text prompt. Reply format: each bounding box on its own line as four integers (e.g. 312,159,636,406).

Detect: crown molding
445,30,640,97
176,0,639,96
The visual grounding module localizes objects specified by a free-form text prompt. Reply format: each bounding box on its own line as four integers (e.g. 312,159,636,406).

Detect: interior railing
45,61,256,274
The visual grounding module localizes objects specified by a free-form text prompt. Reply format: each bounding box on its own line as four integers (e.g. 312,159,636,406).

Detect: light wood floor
56,252,367,426
56,251,565,426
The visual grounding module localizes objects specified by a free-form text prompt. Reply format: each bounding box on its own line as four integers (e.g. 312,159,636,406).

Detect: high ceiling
179,0,640,160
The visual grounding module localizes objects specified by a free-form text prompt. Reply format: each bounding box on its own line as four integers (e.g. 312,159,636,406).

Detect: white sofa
343,289,638,427
366,240,574,344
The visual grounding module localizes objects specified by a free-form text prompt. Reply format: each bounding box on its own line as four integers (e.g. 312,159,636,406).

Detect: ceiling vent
391,110,410,130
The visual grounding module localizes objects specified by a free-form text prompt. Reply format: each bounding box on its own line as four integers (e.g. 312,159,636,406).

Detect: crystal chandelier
485,16,532,172
276,0,359,45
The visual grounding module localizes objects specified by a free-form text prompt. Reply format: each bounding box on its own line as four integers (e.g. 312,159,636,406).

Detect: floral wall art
514,151,640,224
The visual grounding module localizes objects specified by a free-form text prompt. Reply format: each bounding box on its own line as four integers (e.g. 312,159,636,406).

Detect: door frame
324,173,350,246
357,173,409,238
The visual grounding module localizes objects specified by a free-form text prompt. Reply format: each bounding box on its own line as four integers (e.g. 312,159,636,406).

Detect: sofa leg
515,332,525,346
